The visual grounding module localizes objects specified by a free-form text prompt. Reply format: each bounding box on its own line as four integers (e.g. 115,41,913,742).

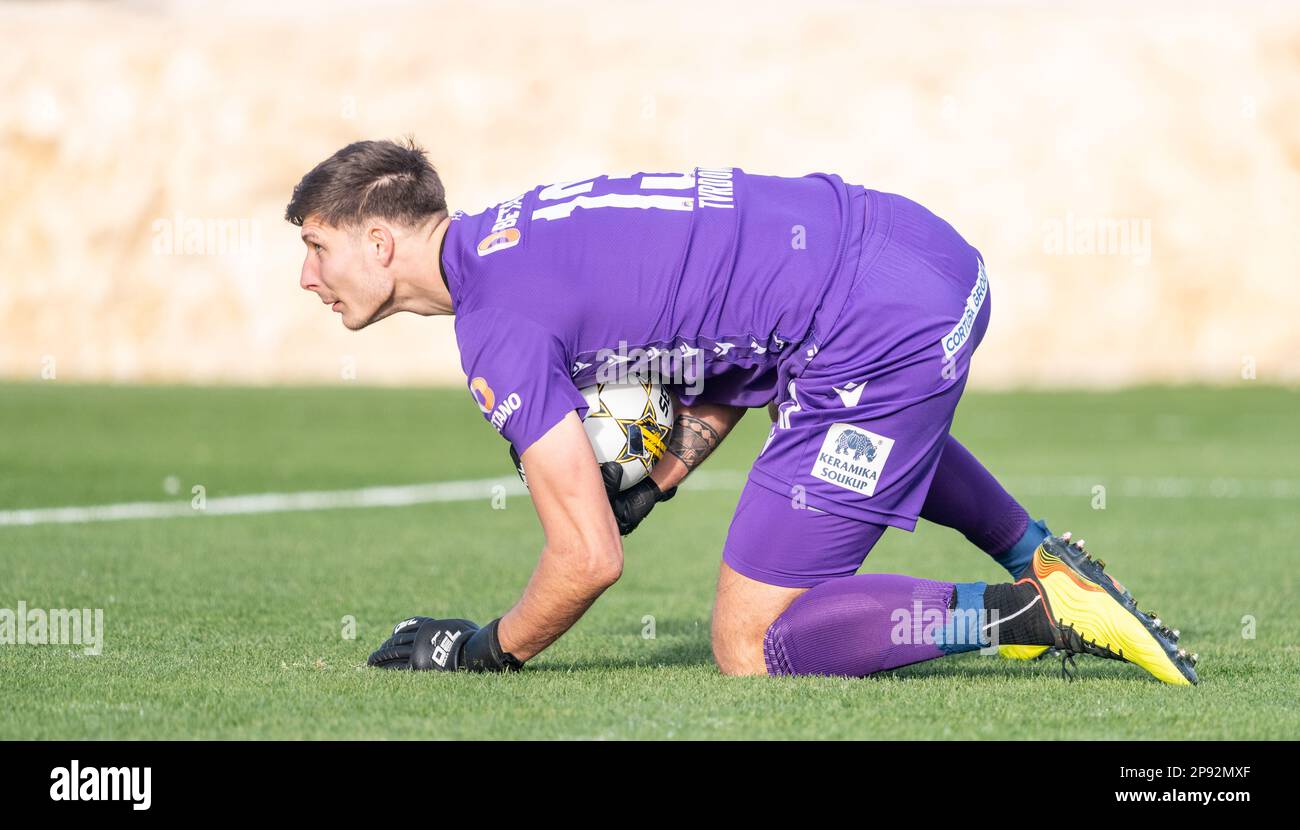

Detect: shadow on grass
527,618,715,672
532,640,1157,685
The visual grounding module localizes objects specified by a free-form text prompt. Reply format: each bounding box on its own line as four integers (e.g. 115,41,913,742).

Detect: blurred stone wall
3,0,1297,387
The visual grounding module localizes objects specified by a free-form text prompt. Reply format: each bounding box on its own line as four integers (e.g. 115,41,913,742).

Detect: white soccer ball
581,381,674,490
511,381,673,491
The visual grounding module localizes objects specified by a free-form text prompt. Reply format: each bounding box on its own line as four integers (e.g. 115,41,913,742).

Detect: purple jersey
443,167,864,454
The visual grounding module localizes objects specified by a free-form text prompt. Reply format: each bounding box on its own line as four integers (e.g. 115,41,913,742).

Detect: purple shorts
725,189,992,588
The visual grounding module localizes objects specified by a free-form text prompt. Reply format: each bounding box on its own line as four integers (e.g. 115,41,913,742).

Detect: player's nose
299,260,319,292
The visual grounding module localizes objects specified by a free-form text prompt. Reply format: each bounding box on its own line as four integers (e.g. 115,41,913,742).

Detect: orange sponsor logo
470,376,495,413
477,227,521,257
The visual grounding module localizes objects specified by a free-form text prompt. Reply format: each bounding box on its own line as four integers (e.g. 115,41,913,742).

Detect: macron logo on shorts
941,259,989,360
811,423,895,497
832,380,867,408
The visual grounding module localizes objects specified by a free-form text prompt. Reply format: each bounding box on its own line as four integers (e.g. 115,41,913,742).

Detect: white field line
0,478,527,528
1004,475,1300,500
0,471,1295,528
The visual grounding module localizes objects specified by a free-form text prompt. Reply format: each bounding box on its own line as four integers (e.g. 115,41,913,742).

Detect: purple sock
764,574,956,677
921,436,1036,575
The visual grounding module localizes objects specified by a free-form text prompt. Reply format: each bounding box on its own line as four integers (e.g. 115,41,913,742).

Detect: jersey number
532,173,696,222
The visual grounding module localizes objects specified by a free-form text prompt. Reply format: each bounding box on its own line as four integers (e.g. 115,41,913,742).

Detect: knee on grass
711,623,769,677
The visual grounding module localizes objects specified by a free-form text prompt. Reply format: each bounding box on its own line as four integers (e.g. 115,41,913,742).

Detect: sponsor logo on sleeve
477,227,521,256
941,259,989,360
810,423,895,497
470,376,522,433
488,392,522,432
469,376,496,413
477,194,527,256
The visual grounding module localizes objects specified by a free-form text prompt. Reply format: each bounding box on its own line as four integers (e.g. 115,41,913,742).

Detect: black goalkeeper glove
367,616,523,672
510,447,676,536
601,461,677,536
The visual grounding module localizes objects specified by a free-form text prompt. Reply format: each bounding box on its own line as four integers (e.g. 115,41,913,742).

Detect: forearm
650,401,746,491
497,544,619,661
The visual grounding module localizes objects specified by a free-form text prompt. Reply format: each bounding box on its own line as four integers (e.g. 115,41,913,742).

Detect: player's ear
366,224,396,265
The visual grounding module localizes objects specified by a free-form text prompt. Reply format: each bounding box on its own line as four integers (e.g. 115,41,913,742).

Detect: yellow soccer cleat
1017,532,1199,685
999,644,1050,660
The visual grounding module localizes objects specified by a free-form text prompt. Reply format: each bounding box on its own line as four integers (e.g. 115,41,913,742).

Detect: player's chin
348,303,401,330
338,306,376,331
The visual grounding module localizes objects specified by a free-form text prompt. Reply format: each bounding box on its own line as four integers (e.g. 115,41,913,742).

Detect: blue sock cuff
994,517,1051,579
937,581,987,655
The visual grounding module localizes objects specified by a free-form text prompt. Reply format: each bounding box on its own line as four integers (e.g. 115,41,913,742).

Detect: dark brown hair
284,136,447,229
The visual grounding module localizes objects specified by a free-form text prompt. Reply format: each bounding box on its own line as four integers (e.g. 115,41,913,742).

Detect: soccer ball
582,381,674,489
511,381,673,491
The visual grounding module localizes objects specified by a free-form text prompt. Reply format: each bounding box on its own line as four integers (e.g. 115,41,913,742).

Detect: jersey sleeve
455,307,589,455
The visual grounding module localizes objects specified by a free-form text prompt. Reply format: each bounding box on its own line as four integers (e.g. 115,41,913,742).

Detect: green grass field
1,382,1296,739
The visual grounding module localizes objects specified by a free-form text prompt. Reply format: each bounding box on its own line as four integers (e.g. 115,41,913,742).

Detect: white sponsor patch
811,424,894,497
941,259,989,360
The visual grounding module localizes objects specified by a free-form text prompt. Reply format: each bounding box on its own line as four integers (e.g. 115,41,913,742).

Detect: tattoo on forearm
667,415,721,471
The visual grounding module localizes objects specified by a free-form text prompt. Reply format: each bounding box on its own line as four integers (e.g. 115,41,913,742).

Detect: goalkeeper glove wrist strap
461,617,525,672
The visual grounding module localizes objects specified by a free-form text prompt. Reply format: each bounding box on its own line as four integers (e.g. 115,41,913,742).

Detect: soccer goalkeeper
285,138,1198,685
